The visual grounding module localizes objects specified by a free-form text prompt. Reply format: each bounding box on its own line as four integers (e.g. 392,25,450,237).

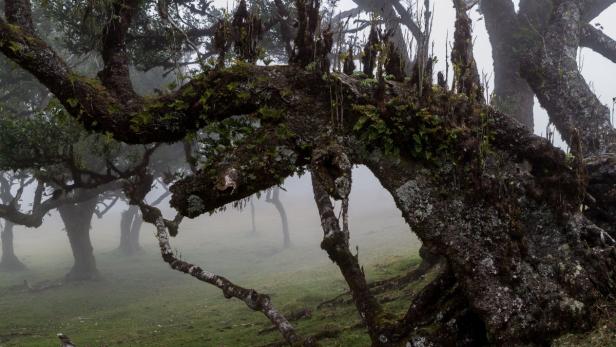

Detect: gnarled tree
1,0,616,345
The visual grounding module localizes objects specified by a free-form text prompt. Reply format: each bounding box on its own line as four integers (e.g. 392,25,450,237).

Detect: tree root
317,258,434,309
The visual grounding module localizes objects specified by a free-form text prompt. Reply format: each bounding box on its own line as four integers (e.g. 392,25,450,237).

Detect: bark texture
481,0,535,128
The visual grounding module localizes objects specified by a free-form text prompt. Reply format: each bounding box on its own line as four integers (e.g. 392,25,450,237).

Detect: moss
352,104,398,157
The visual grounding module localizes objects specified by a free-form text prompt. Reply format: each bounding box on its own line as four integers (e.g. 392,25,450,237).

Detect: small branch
0,181,121,228
157,0,208,68
57,333,76,347
582,0,616,21
143,206,301,345
392,263,455,338
94,195,120,219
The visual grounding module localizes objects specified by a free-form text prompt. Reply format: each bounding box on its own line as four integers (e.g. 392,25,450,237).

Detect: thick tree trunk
491,71,535,129
518,1,616,155
118,205,142,255
363,141,616,345
0,220,26,271
129,210,143,251
58,198,99,280
481,0,535,129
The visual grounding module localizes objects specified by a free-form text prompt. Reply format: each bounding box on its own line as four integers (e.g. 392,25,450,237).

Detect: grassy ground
0,249,421,347
0,239,423,346
0,190,425,346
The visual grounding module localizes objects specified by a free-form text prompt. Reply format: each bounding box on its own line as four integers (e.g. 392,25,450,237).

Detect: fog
9,166,416,276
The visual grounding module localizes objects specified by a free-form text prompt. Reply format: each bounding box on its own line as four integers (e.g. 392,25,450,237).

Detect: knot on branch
311,143,352,200
244,289,268,310
216,167,239,193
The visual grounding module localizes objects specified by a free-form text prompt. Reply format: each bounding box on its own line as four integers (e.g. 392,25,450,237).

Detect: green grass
0,207,424,347
0,249,422,346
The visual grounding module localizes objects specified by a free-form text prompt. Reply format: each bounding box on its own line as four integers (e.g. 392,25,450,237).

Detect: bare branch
582,0,616,21
580,24,616,63
94,195,121,219
310,146,389,345
0,182,120,228
141,207,301,345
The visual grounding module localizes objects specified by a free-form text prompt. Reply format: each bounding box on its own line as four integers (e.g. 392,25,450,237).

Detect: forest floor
0,203,614,346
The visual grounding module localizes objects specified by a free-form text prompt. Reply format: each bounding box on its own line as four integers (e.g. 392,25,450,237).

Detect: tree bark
519,1,616,155
481,0,535,128
0,220,26,271
118,205,143,255
361,136,616,345
58,198,99,280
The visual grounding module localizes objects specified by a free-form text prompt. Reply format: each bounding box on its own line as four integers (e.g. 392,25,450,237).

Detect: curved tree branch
520,0,615,155
580,24,616,63
138,205,301,345
582,0,616,21
0,181,120,228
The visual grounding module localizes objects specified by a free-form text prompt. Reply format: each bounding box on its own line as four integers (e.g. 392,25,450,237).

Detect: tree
266,187,291,248
1,0,616,345
58,197,100,280
0,173,28,271
480,0,616,140
118,204,143,255
0,106,156,279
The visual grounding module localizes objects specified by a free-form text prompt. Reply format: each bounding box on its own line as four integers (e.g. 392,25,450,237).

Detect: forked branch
139,204,301,345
